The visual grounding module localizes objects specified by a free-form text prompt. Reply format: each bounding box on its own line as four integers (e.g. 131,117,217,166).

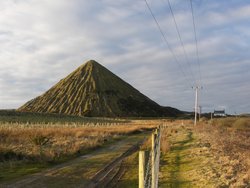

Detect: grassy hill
18,60,181,117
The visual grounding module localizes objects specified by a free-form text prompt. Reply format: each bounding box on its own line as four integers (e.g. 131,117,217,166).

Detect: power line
144,0,193,88
190,0,202,85
165,0,196,84
189,0,203,124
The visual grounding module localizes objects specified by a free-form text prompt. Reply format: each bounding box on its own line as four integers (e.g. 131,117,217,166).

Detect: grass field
0,111,160,183
1,111,249,187
0,110,129,125
2,132,150,187
159,118,250,187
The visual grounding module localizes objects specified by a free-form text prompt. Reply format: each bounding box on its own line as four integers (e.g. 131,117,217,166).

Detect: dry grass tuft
160,129,170,154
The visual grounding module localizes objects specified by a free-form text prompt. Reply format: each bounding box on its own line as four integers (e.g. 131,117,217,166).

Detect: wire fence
139,127,161,188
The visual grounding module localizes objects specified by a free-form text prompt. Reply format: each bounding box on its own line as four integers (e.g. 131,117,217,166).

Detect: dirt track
1,132,148,188
86,139,144,188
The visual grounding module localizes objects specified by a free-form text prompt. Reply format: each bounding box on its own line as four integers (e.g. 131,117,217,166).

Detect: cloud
0,0,249,114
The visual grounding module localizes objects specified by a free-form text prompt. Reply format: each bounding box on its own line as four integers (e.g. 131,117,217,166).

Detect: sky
0,0,250,114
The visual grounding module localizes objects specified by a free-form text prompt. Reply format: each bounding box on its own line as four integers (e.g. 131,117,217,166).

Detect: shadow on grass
166,131,194,188
173,132,194,146
161,179,193,188
114,179,138,188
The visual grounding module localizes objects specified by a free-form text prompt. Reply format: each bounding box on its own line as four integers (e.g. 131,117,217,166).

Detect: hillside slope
18,60,181,117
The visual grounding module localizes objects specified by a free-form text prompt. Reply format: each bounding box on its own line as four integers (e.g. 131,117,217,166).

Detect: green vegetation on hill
0,110,127,124
18,60,181,117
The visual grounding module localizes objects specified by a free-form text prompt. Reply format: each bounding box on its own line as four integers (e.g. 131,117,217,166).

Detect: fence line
139,126,161,188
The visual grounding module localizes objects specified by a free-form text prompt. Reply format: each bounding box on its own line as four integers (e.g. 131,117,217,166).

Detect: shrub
30,135,51,147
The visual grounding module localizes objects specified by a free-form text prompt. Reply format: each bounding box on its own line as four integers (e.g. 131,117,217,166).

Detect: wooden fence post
139,151,145,188
151,132,156,188
139,128,161,188
156,127,161,188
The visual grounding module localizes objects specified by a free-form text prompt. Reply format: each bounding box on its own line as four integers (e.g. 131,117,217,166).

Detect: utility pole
199,106,202,120
193,86,202,125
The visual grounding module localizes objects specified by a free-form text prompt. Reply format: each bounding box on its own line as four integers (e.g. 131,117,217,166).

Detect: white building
214,110,226,117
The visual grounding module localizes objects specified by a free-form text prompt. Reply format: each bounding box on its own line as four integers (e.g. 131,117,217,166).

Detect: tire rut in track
87,139,145,188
